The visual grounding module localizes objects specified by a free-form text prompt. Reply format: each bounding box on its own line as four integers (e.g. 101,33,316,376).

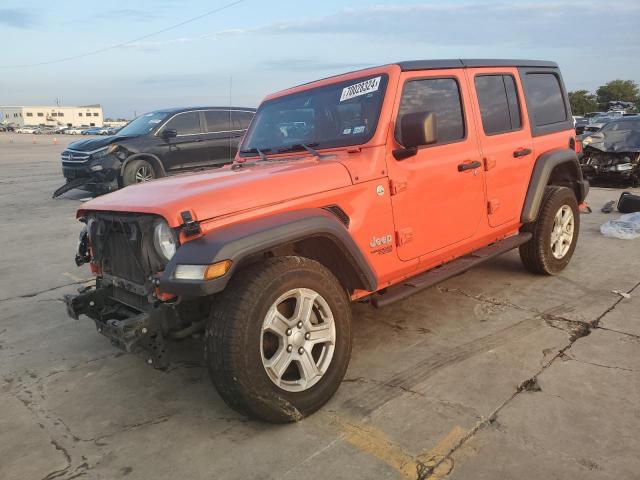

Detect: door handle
195,139,204,142
458,160,482,172
513,148,532,158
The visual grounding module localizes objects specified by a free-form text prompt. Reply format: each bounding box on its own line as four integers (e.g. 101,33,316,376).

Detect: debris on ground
518,377,542,392
617,191,640,213
600,212,640,239
601,200,616,213
612,290,631,299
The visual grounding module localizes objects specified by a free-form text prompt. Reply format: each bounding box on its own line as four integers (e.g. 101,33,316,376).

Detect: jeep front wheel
519,186,580,274
204,256,352,423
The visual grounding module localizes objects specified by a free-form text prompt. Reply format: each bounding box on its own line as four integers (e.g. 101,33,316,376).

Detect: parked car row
6,125,119,135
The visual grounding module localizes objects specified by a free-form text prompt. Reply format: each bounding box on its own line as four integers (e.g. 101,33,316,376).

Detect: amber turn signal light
174,260,232,281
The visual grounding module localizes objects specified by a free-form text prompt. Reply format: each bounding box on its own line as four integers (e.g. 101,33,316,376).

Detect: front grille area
62,149,91,164
90,214,163,286
111,285,149,312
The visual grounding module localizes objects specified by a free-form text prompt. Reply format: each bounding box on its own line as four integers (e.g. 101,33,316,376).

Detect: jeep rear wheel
204,256,352,423
122,159,156,187
519,186,580,275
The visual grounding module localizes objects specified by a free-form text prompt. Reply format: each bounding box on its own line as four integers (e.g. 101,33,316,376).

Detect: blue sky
1,0,639,118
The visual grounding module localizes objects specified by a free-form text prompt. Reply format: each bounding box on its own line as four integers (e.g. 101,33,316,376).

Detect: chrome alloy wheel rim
135,165,154,182
550,205,574,259
260,288,336,392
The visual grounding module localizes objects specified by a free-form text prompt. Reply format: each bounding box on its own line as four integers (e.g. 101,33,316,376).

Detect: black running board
371,232,532,308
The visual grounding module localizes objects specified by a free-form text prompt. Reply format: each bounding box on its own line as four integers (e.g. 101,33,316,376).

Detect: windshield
601,120,640,132
240,74,388,156
116,111,170,136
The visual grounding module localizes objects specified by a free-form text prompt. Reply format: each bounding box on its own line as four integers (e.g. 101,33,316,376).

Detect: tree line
568,80,639,116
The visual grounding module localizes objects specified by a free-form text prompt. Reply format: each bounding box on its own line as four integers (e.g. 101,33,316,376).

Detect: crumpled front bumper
581,164,638,182
65,286,177,369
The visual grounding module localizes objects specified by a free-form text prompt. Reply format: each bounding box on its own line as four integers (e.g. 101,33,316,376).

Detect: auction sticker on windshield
340,77,381,102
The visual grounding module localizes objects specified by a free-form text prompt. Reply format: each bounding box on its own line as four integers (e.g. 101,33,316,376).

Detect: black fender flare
120,153,167,178
521,148,589,223
158,209,377,297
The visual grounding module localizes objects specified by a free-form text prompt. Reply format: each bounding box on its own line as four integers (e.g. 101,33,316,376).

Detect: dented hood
586,128,640,153
78,158,352,227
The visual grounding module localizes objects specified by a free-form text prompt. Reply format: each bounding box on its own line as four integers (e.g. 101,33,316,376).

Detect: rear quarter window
524,73,567,126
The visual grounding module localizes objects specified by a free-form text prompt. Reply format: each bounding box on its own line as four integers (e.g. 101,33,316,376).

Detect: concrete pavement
1,132,639,480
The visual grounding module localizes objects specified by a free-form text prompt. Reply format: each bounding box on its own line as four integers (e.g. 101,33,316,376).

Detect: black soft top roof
396,59,558,71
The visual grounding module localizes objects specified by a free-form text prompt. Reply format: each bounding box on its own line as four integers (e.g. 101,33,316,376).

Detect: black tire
519,186,580,275
204,256,352,423
121,159,156,187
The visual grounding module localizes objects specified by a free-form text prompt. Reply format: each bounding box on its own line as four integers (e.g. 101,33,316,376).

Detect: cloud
262,59,374,72
0,8,37,28
249,2,640,50
128,2,639,56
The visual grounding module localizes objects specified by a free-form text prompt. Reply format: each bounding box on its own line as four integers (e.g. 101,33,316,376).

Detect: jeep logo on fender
370,234,393,248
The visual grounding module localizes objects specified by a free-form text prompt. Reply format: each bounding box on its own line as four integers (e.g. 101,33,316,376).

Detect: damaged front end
65,213,210,368
579,125,640,187
580,147,640,187
53,145,126,198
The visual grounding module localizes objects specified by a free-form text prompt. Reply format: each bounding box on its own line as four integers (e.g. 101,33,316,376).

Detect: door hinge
180,210,201,236
488,199,500,215
390,178,408,195
483,156,496,171
396,227,414,246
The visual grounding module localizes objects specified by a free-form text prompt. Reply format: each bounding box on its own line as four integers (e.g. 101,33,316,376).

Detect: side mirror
394,111,437,160
161,128,177,139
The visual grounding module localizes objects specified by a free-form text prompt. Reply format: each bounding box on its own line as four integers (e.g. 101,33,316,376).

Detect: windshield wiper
239,147,271,161
278,143,321,158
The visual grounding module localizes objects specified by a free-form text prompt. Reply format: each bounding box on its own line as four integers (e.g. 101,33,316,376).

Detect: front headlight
153,219,177,262
91,144,118,160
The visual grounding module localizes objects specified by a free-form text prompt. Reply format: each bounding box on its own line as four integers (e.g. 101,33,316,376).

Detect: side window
164,111,202,135
475,74,522,135
231,111,253,130
524,73,567,126
204,110,230,133
396,78,465,145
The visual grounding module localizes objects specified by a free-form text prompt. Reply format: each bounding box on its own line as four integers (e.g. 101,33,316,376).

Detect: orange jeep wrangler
66,59,587,422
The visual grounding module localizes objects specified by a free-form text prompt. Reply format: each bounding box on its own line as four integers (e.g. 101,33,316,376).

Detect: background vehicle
66,126,88,135
98,126,118,135
16,125,41,134
54,106,255,196
582,112,623,134
81,127,103,135
580,116,640,186
65,60,586,423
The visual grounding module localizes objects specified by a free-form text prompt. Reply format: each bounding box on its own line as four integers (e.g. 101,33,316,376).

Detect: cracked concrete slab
600,293,640,338
447,328,640,480
1,395,69,480
1,135,640,480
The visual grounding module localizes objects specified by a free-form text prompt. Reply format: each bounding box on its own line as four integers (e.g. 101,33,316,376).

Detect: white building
0,105,104,127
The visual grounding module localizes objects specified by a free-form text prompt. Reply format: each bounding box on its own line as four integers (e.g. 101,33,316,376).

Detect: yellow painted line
415,425,467,479
334,416,466,479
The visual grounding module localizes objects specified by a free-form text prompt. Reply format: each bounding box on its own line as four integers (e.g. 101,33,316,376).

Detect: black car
580,116,640,187
54,106,255,196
